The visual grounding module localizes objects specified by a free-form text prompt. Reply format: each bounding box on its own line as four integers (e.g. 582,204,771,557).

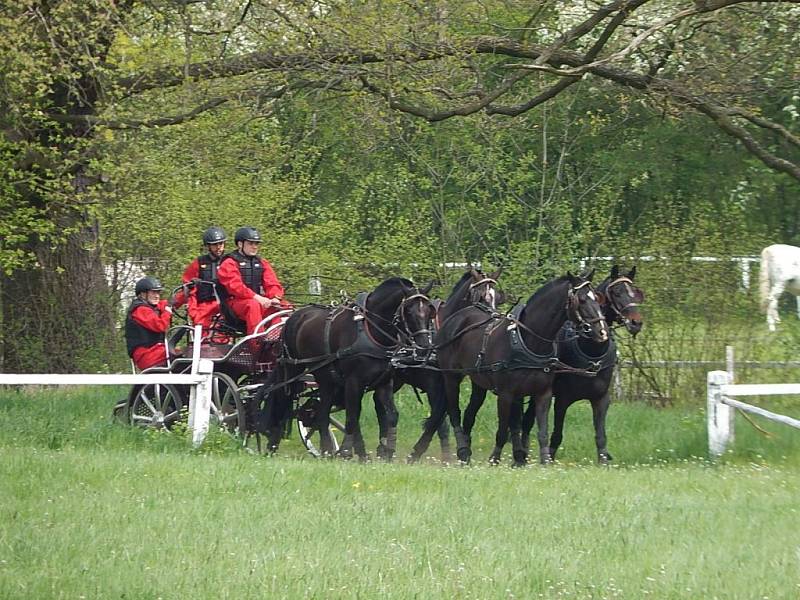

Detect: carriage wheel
297,412,345,458
209,372,245,435
296,389,345,458
128,383,184,430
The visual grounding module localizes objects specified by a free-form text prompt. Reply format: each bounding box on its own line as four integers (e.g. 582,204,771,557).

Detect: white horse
759,244,800,331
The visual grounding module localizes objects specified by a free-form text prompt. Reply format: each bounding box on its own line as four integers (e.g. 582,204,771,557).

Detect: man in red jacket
125,277,173,370
217,226,287,335
173,226,227,337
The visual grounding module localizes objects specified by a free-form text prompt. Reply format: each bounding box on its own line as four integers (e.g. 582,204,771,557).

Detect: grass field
1,386,799,599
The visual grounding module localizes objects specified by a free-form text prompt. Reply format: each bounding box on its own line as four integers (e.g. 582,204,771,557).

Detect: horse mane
372,276,416,296
445,270,478,301
524,274,571,306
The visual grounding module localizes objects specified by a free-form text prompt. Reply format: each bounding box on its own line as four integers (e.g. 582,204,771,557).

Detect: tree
1,0,798,370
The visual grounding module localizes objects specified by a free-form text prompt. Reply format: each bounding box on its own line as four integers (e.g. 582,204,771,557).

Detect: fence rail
707,346,800,457
0,325,215,447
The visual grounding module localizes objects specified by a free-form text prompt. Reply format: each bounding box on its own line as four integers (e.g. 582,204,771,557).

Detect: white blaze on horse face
587,290,596,301
486,287,496,308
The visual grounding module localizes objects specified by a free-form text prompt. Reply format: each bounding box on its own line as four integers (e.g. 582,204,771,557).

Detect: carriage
121,283,345,457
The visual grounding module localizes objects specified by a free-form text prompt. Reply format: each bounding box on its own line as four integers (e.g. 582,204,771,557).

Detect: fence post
708,370,733,458
191,358,214,448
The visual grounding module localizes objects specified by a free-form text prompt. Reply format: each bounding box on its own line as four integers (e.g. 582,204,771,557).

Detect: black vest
196,253,222,302
220,251,264,297
125,299,164,357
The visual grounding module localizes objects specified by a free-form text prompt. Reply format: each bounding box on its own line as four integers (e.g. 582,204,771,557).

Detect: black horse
375,267,503,463
520,265,644,464
263,277,434,461
436,272,608,465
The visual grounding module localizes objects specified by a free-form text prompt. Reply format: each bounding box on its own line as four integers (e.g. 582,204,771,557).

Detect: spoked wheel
209,372,245,435
128,383,184,430
297,413,345,458
296,389,345,457
240,380,273,455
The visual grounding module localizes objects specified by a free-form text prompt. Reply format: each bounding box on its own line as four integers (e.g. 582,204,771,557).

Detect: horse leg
488,393,514,465
549,397,569,462
509,398,527,465
374,381,398,462
373,392,389,460
436,415,452,463
767,281,785,331
520,397,537,459
534,392,553,464
407,376,446,463
444,374,470,463
462,383,487,440
338,378,365,460
315,385,338,457
592,392,613,464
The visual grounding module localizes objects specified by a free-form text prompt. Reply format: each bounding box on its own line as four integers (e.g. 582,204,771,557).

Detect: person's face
241,240,261,257
144,289,161,306
207,241,225,258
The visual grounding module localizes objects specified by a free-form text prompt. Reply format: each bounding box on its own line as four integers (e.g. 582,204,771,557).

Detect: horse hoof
488,455,501,466
406,453,420,464
513,450,528,465
456,447,472,462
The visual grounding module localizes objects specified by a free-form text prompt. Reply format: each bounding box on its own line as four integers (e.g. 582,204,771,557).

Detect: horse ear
566,271,580,286
490,265,503,279
586,268,595,282
421,280,434,295
628,265,637,280
610,264,620,278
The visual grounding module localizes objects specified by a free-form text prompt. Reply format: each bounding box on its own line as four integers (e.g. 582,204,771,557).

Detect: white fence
707,347,800,457
0,325,215,447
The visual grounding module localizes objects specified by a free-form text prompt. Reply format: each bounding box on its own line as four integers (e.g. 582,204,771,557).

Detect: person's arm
173,260,199,308
217,258,256,300
261,259,285,304
131,300,172,333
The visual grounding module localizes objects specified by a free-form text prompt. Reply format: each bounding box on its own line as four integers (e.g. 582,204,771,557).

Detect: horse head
595,265,644,336
396,280,436,349
565,270,609,343
468,266,505,309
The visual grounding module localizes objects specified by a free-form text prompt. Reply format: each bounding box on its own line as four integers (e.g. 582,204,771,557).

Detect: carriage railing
163,310,293,372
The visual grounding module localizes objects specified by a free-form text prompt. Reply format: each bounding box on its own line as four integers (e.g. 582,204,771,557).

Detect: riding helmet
234,226,262,244
135,276,164,295
202,226,227,245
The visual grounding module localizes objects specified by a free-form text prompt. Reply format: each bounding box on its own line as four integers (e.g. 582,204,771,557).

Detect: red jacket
131,299,172,333
217,255,284,301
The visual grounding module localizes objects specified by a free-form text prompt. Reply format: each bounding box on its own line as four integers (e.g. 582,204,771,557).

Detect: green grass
1,387,799,599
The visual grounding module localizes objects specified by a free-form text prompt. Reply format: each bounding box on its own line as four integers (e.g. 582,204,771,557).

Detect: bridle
469,277,498,308
600,276,642,326
566,280,607,338
394,291,436,349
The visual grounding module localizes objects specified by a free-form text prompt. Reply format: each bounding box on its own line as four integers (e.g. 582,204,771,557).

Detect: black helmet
234,226,262,244
135,276,163,295
202,226,227,245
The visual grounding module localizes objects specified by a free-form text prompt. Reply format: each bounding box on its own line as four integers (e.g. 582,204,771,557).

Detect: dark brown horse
436,272,608,465
263,277,434,460
374,267,504,463
521,265,644,464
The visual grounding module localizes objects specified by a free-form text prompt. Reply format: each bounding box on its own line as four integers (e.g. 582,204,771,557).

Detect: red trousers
225,297,282,335
189,300,221,333
132,343,169,371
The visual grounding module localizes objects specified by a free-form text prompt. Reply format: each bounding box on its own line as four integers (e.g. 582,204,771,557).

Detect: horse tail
759,246,772,313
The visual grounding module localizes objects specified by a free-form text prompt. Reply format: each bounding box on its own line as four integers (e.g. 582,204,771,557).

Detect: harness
557,321,617,372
